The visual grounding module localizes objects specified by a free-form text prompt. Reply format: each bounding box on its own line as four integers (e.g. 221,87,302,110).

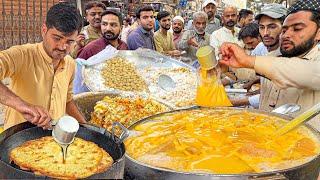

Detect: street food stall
0,49,319,179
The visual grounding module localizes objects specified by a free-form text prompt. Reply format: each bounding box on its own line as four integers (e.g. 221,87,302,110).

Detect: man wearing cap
210,6,243,57
202,0,221,34
252,3,287,56
219,0,320,131
172,16,185,48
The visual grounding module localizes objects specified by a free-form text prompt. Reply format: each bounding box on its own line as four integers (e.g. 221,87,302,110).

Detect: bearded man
210,6,243,56
177,11,210,67
219,0,320,131
74,9,128,94
154,11,181,57
172,16,185,48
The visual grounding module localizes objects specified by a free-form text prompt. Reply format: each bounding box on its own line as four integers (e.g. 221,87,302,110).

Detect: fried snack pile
10,137,113,179
125,109,320,174
101,57,147,92
90,96,169,133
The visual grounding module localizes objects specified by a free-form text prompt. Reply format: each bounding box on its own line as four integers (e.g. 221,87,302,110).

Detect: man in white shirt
210,6,243,56
121,18,131,43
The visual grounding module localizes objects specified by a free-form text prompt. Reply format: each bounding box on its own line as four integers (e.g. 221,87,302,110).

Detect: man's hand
187,37,199,47
16,102,52,129
75,33,86,47
219,43,255,69
168,50,182,57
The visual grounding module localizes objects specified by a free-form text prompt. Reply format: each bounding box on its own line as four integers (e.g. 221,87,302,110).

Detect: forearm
254,56,320,90
231,97,249,107
0,81,25,108
66,100,86,124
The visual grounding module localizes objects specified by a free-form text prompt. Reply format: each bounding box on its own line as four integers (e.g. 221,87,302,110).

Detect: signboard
222,0,247,9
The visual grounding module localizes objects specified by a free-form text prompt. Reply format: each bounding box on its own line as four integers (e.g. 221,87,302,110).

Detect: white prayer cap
172,16,184,24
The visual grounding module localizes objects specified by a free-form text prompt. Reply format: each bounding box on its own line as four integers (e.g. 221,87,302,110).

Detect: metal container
52,116,79,145
0,122,125,179
73,91,173,121
82,49,197,109
118,107,320,180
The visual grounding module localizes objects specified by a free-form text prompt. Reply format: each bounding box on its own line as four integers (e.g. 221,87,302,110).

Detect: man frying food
0,3,86,130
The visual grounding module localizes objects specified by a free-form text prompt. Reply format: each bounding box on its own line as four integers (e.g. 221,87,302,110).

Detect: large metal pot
116,107,320,180
0,122,125,179
73,91,173,121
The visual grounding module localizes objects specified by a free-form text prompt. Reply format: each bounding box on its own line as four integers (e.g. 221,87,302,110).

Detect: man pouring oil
195,46,232,107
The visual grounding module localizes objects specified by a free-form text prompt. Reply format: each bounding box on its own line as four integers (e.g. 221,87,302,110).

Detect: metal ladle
275,103,320,136
157,74,176,91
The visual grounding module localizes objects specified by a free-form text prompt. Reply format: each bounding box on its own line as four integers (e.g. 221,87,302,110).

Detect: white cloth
210,27,244,58
73,45,118,94
202,0,218,8
248,94,260,109
121,25,131,44
173,16,184,24
251,42,268,56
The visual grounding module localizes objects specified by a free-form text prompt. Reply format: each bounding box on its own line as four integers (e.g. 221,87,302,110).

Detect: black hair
101,9,123,26
278,15,286,24
310,10,320,28
238,9,253,21
238,23,260,40
125,18,131,23
157,11,170,21
84,1,107,12
136,5,154,19
46,3,83,34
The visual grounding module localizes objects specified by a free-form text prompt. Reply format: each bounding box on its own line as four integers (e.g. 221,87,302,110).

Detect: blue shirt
251,42,268,56
127,26,156,50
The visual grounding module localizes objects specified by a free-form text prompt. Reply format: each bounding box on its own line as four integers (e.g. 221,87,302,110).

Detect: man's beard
225,21,236,28
173,28,182,34
195,28,205,35
264,37,280,50
142,24,153,31
103,31,119,41
161,24,170,31
207,11,214,19
281,35,316,57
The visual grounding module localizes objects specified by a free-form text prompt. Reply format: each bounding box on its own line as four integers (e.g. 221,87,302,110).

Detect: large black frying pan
0,122,125,179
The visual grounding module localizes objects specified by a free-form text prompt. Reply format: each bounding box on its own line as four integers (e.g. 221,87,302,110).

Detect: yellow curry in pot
125,109,320,174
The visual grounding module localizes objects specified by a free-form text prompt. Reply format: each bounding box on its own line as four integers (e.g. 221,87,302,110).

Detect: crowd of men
0,0,319,133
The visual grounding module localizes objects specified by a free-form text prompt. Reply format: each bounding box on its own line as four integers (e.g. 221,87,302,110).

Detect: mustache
281,38,295,45
53,49,66,53
161,25,171,30
262,35,274,40
226,21,235,24
104,31,115,36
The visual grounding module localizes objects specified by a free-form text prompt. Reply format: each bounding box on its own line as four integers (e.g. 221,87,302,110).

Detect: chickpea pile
101,57,147,92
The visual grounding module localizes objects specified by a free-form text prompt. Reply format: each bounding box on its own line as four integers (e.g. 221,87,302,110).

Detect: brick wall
0,0,61,50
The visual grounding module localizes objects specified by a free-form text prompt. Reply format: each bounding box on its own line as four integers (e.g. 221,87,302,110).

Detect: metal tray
82,49,197,109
